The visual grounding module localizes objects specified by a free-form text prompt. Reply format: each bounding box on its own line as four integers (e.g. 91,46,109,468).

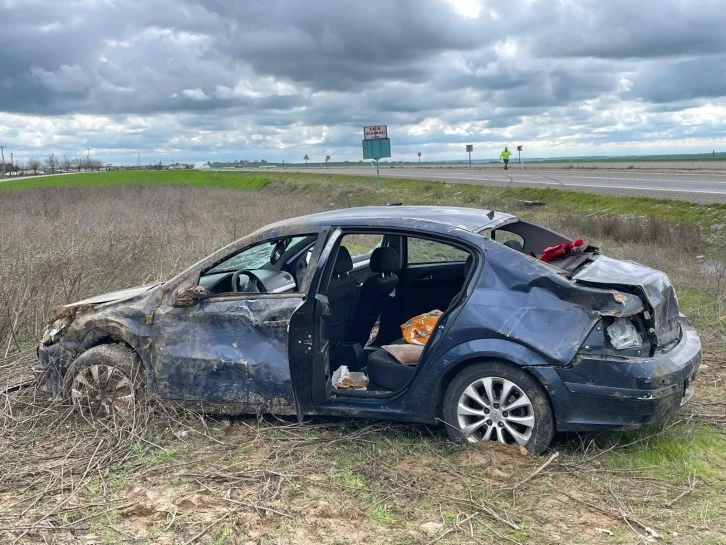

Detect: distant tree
45,153,58,174
304,154,309,164
71,158,82,172
61,156,72,172
27,158,41,174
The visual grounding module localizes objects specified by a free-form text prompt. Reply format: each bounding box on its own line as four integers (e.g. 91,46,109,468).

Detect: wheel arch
427,341,556,422
72,324,155,392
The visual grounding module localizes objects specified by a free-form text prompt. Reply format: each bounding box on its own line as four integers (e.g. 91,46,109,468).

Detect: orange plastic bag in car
401,309,443,345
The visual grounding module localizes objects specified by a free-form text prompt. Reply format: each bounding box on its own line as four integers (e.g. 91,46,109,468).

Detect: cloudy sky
1,0,725,165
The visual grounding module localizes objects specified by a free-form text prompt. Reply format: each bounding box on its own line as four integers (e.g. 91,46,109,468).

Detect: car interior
198,234,318,294
195,226,536,397
322,232,476,395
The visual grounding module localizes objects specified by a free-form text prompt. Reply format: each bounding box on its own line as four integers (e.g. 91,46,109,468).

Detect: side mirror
173,285,209,307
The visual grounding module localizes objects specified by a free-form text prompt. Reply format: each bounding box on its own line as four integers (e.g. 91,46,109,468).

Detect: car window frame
196,233,321,298
404,234,471,266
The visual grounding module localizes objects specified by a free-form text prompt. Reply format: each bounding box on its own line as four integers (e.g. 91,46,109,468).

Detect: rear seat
366,254,475,391
366,339,415,391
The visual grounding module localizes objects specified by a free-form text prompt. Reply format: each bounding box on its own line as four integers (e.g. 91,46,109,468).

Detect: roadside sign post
362,125,391,191
465,144,473,170
417,151,421,165
325,155,330,167
517,145,523,170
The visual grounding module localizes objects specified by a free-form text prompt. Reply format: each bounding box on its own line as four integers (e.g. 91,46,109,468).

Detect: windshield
207,236,309,274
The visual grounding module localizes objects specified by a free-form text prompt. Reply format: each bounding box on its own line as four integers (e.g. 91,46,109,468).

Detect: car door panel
398,262,467,320
151,295,302,411
288,228,339,417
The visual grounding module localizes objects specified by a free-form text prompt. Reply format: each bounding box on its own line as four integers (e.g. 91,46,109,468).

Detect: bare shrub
0,185,323,353
553,214,704,250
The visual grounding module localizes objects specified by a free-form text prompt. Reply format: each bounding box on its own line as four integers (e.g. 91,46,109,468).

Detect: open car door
288,229,340,418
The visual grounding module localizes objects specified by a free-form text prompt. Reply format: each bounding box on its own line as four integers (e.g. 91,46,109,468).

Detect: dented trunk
572,256,681,347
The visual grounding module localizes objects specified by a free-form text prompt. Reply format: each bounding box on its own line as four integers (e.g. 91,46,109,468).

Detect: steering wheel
231,270,263,293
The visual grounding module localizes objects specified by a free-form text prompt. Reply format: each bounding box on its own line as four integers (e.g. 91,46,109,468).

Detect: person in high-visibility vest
500,147,511,170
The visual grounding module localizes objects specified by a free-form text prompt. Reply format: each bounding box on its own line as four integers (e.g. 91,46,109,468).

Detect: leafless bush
554,213,704,249
0,184,323,354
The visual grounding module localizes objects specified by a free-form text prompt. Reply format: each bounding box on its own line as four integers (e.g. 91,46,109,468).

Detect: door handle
263,319,290,328
420,275,434,281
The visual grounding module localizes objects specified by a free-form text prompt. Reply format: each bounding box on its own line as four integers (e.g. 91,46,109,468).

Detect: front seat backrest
326,247,358,348
343,246,400,346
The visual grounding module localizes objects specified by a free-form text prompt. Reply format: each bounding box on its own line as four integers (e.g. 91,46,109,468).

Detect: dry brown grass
555,213,704,249
0,184,323,354
0,181,724,544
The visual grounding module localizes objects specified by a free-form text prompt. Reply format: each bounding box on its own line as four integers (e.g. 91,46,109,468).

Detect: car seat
342,246,400,346
366,254,474,391
326,247,358,350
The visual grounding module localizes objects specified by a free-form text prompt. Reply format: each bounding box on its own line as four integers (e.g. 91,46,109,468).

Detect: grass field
1,171,724,544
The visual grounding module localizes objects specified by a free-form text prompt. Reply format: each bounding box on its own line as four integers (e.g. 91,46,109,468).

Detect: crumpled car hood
573,256,680,346
67,283,162,307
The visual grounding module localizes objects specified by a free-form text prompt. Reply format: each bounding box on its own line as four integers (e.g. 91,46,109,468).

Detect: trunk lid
572,256,680,347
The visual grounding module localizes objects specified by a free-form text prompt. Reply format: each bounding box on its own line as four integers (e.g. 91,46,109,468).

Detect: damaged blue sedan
37,206,701,453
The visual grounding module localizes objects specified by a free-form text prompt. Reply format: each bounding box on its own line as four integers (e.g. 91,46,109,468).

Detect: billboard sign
465,144,473,152
364,125,388,140
362,138,391,160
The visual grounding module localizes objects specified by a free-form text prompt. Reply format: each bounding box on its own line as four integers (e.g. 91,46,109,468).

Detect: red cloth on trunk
540,239,584,263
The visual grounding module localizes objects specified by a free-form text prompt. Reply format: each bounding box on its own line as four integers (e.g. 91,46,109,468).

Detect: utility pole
11,152,14,176
0,145,6,179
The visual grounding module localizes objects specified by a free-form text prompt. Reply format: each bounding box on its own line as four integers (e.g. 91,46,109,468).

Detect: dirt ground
1,351,724,545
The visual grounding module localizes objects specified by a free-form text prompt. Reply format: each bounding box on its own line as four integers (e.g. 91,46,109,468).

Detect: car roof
273,206,516,233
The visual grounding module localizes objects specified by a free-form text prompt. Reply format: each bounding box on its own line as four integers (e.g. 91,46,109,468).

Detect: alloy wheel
456,376,535,445
70,364,136,417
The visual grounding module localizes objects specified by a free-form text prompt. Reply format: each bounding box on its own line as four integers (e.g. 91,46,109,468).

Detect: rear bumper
531,317,701,432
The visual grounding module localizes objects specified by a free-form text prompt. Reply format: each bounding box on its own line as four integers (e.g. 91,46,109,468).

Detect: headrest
333,246,353,276
370,247,400,273
463,254,474,277
503,239,523,252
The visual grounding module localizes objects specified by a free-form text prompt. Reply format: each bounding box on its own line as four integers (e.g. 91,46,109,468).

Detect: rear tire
443,362,554,454
63,344,146,419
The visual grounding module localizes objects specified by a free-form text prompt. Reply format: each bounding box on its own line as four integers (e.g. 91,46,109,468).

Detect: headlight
607,317,643,350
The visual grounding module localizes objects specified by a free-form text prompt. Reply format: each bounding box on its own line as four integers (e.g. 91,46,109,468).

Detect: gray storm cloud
1,0,725,162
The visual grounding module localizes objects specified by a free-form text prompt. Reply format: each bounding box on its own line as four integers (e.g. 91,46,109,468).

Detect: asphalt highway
274,166,726,203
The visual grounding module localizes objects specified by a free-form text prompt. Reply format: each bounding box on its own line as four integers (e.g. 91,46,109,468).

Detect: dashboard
199,268,297,294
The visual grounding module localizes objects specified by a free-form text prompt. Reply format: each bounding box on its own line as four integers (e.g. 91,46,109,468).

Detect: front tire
63,344,146,419
443,362,554,454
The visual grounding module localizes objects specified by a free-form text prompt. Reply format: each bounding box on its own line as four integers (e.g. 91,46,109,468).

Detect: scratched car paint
36,206,701,454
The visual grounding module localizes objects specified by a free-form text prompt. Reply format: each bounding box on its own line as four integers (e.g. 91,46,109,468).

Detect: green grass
368,504,396,525
603,425,726,485
0,169,271,191
4,170,724,231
